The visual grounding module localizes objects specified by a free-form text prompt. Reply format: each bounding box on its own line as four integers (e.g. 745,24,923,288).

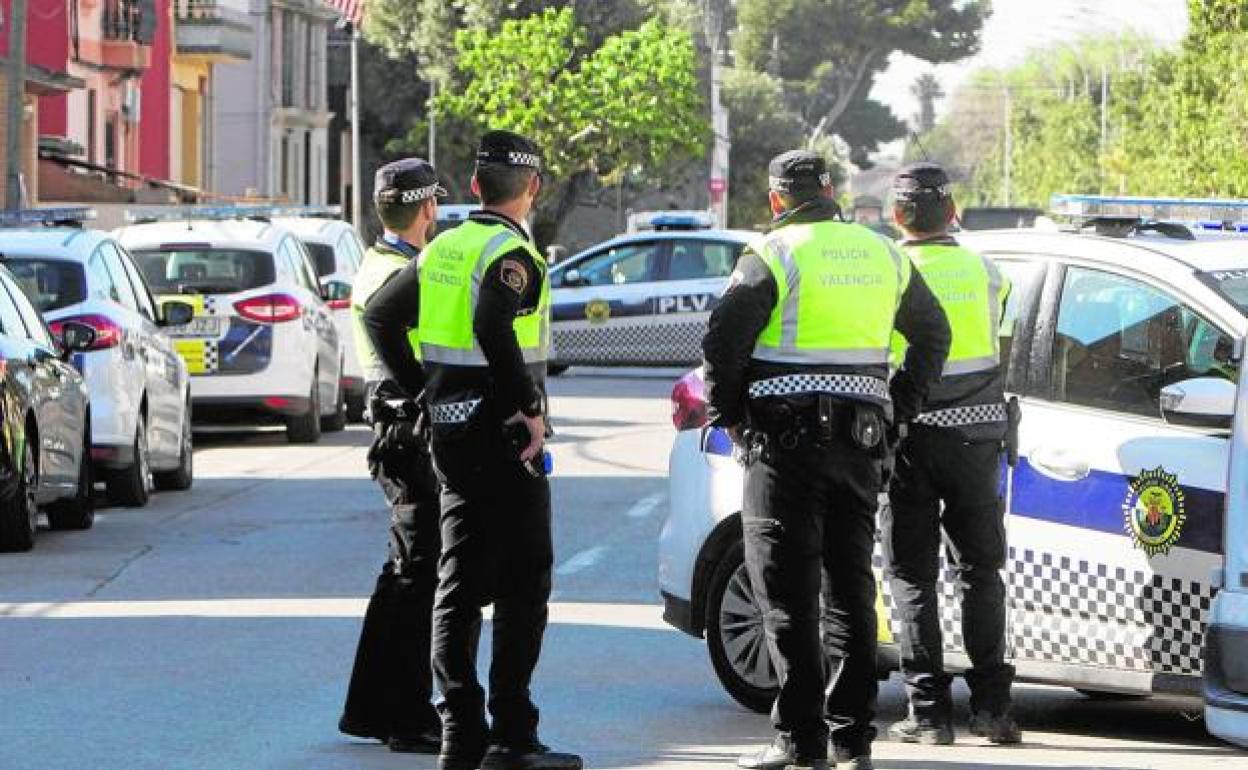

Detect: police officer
339,158,446,754
703,150,951,770
882,162,1021,746
364,130,581,770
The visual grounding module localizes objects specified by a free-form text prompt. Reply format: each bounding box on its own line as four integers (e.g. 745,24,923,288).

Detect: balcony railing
173,0,254,61
103,0,156,44
175,0,250,23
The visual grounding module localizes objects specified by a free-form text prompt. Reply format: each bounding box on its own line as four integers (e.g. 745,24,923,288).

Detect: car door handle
1029,447,1091,482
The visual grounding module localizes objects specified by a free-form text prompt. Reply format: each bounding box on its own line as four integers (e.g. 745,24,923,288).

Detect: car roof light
627,209,715,232
1050,194,1248,227
0,207,97,228
124,204,342,224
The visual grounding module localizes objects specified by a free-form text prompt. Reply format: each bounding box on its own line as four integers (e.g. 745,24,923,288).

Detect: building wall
139,0,173,179
0,70,40,207
22,0,72,136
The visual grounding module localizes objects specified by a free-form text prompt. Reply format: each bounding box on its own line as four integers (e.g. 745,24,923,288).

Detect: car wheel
345,392,367,423
0,438,38,552
547,363,571,377
321,379,347,433
286,373,322,444
107,414,152,508
1075,688,1150,701
47,425,95,530
705,540,777,713
153,403,193,492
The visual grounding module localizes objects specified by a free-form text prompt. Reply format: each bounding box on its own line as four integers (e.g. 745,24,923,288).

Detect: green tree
435,8,708,248
911,73,944,134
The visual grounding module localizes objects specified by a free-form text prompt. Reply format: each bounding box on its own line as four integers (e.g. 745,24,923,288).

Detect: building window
281,13,296,108
280,135,290,197
87,90,98,165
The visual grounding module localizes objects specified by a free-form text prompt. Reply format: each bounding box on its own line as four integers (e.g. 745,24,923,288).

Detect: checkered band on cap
508,151,541,169
429,399,482,425
914,403,1008,428
399,183,444,203
747,374,890,401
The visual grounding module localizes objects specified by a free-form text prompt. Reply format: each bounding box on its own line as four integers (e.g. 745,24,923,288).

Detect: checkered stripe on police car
551,322,704,365
202,341,219,372
748,374,889,401
874,545,1213,676
429,399,482,425
204,296,218,315
914,403,1008,428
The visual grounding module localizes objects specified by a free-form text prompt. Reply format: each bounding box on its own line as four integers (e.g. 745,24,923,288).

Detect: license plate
167,317,222,338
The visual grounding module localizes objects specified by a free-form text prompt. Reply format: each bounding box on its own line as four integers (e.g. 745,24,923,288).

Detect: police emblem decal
1121,466,1187,557
585,299,611,324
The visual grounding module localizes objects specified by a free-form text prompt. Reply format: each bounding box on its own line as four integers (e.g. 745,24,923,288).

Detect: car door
652,238,742,364
114,242,183,462
286,238,339,408
97,241,156,448
550,239,666,365
1006,261,1232,683
0,272,82,492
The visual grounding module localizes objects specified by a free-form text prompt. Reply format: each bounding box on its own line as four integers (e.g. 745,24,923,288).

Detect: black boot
337,713,388,743
480,739,583,770
388,724,442,754
887,717,954,746
969,710,1022,744
737,735,830,770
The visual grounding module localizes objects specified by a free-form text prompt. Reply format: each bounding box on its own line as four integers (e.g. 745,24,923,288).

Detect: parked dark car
0,263,95,552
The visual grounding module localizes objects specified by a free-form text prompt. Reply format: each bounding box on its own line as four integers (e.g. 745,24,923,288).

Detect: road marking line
0,599,668,630
626,492,665,519
555,546,608,576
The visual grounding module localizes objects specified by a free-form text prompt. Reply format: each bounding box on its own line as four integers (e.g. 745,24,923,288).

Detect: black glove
888,371,924,426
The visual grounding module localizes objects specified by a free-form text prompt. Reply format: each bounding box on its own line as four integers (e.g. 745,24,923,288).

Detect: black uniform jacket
702,198,951,429
363,211,545,419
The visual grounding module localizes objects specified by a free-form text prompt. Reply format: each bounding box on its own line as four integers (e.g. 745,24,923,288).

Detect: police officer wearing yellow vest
882,162,1022,747
364,130,581,770
339,158,446,754
703,151,951,770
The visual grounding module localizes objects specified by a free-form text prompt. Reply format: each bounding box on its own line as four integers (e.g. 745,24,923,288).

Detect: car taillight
234,294,302,324
671,369,709,431
48,314,122,350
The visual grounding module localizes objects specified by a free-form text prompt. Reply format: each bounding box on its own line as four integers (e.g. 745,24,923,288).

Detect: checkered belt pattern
913,403,1008,427
429,399,482,425
747,374,889,401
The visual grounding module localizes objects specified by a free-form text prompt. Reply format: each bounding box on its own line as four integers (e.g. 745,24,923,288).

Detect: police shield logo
1121,467,1187,557
585,299,611,324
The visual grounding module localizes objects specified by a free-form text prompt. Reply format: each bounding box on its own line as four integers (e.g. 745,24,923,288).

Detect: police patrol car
116,206,345,443
659,195,1248,743
548,213,753,369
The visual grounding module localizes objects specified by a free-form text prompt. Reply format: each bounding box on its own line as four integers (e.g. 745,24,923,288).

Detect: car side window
667,240,739,282
100,242,141,313
87,247,122,303
994,258,1045,392
0,277,31,339
114,244,158,321
286,239,319,293
1,273,54,348
337,233,358,273
1051,266,1237,417
573,242,661,287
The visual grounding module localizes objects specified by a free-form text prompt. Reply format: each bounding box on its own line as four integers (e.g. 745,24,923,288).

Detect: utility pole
349,27,362,226
427,79,436,169
1100,61,1109,156
5,0,28,211
1002,85,1012,207
704,0,730,229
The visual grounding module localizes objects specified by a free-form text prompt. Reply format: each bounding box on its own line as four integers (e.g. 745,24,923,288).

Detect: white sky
870,0,1191,131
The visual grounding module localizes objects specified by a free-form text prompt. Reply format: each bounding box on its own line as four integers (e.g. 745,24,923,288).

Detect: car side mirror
1160,377,1236,430
59,321,97,358
159,300,196,328
561,268,585,287
319,282,331,301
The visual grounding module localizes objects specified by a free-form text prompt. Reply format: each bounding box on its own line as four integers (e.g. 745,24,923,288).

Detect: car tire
0,438,38,552
153,403,193,492
1075,688,1150,701
705,540,777,714
547,363,571,377
107,414,152,508
286,374,322,444
321,380,347,433
48,425,95,530
345,392,367,423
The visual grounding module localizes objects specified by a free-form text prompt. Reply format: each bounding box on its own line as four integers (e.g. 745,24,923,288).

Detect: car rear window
1199,270,1248,315
305,242,337,277
3,258,87,312
132,249,276,295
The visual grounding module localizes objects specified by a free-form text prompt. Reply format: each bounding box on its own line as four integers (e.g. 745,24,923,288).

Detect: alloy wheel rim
719,562,777,690
138,423,152,494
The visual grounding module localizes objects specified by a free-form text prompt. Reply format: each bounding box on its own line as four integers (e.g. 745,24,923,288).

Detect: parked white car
274,214,368,421
660,196,1248,741
0,226,195,506
116,208,345,443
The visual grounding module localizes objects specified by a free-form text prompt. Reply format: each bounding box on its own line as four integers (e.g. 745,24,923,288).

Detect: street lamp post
4,0,28,211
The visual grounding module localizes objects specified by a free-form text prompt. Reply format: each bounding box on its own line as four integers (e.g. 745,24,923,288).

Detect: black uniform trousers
742,425,883,758
342,430,443,737
428,414,553,756
881,425,1014,723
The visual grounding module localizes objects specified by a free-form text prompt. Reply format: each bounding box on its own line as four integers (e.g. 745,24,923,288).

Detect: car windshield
1198,270,1248,316
3,258,87,312
132,248,276,295
305,242,337,277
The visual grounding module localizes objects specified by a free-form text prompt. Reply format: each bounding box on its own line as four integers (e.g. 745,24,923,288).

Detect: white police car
0,208,195,507
659,195,1248,738
549,215,753,369
116,206,345,443
273,211,369,421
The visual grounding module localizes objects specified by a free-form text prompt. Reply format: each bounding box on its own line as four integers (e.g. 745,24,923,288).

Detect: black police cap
893,162,951,201
476,129,542,171
374,158,447,205
768,150,833,195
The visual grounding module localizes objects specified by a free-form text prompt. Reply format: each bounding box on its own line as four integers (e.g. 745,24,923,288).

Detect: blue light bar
269,205,343,219
0,207,97,228
124,203,341,224
1051,194,1248,225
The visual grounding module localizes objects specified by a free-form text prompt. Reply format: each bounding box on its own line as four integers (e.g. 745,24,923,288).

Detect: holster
745,394,886,461
1004,395,1021,467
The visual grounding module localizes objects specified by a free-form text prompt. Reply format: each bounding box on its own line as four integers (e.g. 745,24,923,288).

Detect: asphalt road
1,370,1244,770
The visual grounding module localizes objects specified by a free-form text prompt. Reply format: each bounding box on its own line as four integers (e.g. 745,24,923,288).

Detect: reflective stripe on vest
751,222,910,366
417,221,550,367
914,402,1008,427
351,246,418,381
896,243,1009,377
